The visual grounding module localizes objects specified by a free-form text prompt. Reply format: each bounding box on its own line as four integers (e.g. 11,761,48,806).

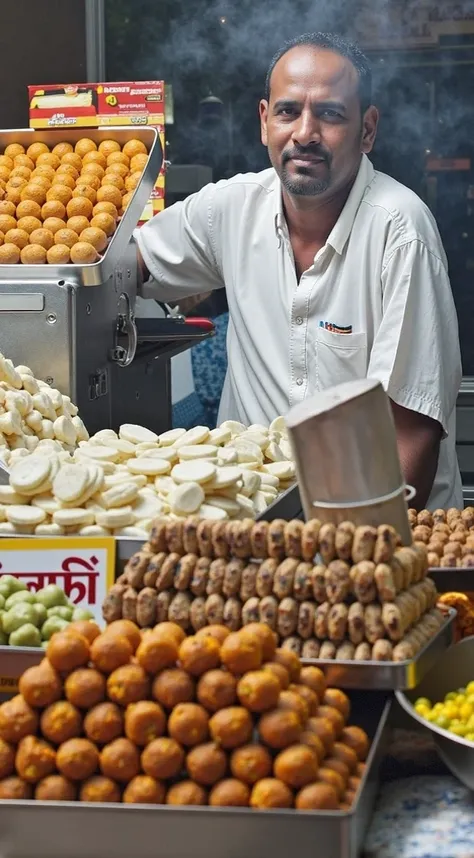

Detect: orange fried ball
340,726,370,762
0,243,20,263
0,739,15,779
230,743,272,785
316,767,345,799
195,625,230,646
130,153,148,172
43,218,67,236
121,192,133,209
5,188,22,206
273,648,301,682
277,690,309,725
40,701,82,745
250,778,294,809
47,630,90,672
17,215,41,235
90,632,132,673
124,701,166,746
73,184,97,204
26,143,48,161
107,664,150,706
0,214,17,234
75,138,97,157
83,702,123,745
166,780,207,806
35,774,76,801
0,166,11,183
5,144,25,158
21,244,47,264
105,620,142,652
323,689,351,721
152,668,195,709
36,152,60,170
136,632,178,674
79,775,120,803
0,695,39,743
70,241,98,264
59,172,79,190
67,621,101,645
4,229,30,250
123,775,166,804
29,175,51,191
307,716,336,754
274,744,319,788
61,152,83,171
52,142,73,158
237,670,280,712
41,200,66,220
123,139,147,159
186,742,227,786
300,731,326,764
100,737,140,782
32,164,55,181
197,669,237,712
56,738,99,781
93,200,118,220
258,709,302,750
0,155,13,169
221,631,262,675
179,635,221,677
79,227,107,252
168,703,209,747
290,683,319,716
96,184,122,209
81,170,103,187
323,756,350,784
53,228,78,249
67,215,90,236
141,737,184,780
209,779,250,807
19,660,62,708
15,735,56,783
330,741,358,773
64,668,105,709
83,150,106,169
0,776,32,799
316,705,345,737
107,151,129,168
29,228,54,250
209,706,253,749
67,196,93,219
57,162,80,180
90,212,115,237
99,139,121,157
105,162,129,179
243,623,277,661
11,166,31,181
101,172,124,191
296,782,339,810
21,183,47,205
153,622,187,646
0,200,17,217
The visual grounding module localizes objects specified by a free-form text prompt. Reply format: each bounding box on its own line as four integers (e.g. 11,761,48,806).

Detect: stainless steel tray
302,608,456,690
0,126,162,287
0,692,391,858
429,568,474,592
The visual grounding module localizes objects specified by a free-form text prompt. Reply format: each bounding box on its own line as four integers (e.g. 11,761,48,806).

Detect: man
136,32,462,511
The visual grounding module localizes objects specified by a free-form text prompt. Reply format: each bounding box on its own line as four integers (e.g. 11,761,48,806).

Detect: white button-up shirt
137,154,462,510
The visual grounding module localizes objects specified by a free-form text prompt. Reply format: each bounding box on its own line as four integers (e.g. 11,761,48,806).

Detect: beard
279,144,332,196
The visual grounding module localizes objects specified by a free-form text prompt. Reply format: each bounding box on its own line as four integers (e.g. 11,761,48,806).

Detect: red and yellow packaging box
28,81,165,222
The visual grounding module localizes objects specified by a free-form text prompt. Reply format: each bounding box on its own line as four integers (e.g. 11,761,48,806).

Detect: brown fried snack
293,562,313,601
223,596,242,632
101,583,125,623
206,558,227,596
197,520,214,557
351,561,377,604
284,520,303,558
335,522,356,561
273,558,299,600
256,558,277,598
311,564,327,603
325,560,352,604
125,550,150,589
277,597,299,638
352,526,377,563
240,562,259,601
250,521,270,560
122,587,138,624
301,519,321,562
183,516,200,554
222,558,245,598
319,523,337,564
211,521,230,558
267,519,287,560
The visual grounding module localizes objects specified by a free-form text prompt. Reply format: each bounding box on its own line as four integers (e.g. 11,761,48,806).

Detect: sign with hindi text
0,538,116,628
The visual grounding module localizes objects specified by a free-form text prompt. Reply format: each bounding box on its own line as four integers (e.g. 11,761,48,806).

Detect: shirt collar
273,154,375,255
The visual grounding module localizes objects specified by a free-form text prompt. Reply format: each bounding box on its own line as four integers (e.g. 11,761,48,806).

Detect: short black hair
264,32,373,113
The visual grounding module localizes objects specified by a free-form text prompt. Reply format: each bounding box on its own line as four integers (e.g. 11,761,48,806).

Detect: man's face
260,46,378,199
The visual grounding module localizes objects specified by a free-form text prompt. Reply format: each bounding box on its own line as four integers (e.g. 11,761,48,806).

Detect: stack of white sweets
0,355,296,537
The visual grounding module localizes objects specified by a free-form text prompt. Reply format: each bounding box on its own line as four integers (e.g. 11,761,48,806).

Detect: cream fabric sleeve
135,182,224,302
367,238,462,435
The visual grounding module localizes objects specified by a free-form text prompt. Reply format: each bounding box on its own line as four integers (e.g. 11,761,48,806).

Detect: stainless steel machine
0,126,213,436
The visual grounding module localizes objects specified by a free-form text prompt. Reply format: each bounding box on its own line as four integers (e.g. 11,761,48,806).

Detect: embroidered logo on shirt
319,321,353,334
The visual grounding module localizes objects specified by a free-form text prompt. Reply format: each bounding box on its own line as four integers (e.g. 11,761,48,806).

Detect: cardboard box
28,81,165,222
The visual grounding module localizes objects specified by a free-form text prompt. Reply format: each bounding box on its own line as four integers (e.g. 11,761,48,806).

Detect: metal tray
302,608,456,690
429,568,474,593
0,126,162,287
0,692,391,858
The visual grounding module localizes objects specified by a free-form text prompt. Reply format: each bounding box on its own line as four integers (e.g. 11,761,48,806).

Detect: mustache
282,145,332,165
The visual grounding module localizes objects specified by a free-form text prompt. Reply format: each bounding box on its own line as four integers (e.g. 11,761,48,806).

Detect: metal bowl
396,636,474,789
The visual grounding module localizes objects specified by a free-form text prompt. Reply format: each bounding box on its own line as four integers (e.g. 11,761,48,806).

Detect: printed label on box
0,537,116,627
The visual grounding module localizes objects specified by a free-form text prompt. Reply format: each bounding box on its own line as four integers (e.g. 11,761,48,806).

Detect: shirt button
295,316,303,325
296,377,303,386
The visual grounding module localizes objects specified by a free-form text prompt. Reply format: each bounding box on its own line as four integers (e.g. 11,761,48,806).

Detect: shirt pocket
315,326,368,390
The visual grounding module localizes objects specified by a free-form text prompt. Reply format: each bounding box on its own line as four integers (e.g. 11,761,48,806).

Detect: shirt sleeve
135,182,224,302
367,238,462,435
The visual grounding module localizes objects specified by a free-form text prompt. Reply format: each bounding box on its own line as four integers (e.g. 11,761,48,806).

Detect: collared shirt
136,154,463,510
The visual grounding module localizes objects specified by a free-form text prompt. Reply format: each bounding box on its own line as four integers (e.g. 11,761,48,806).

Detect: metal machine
0,126,213,436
